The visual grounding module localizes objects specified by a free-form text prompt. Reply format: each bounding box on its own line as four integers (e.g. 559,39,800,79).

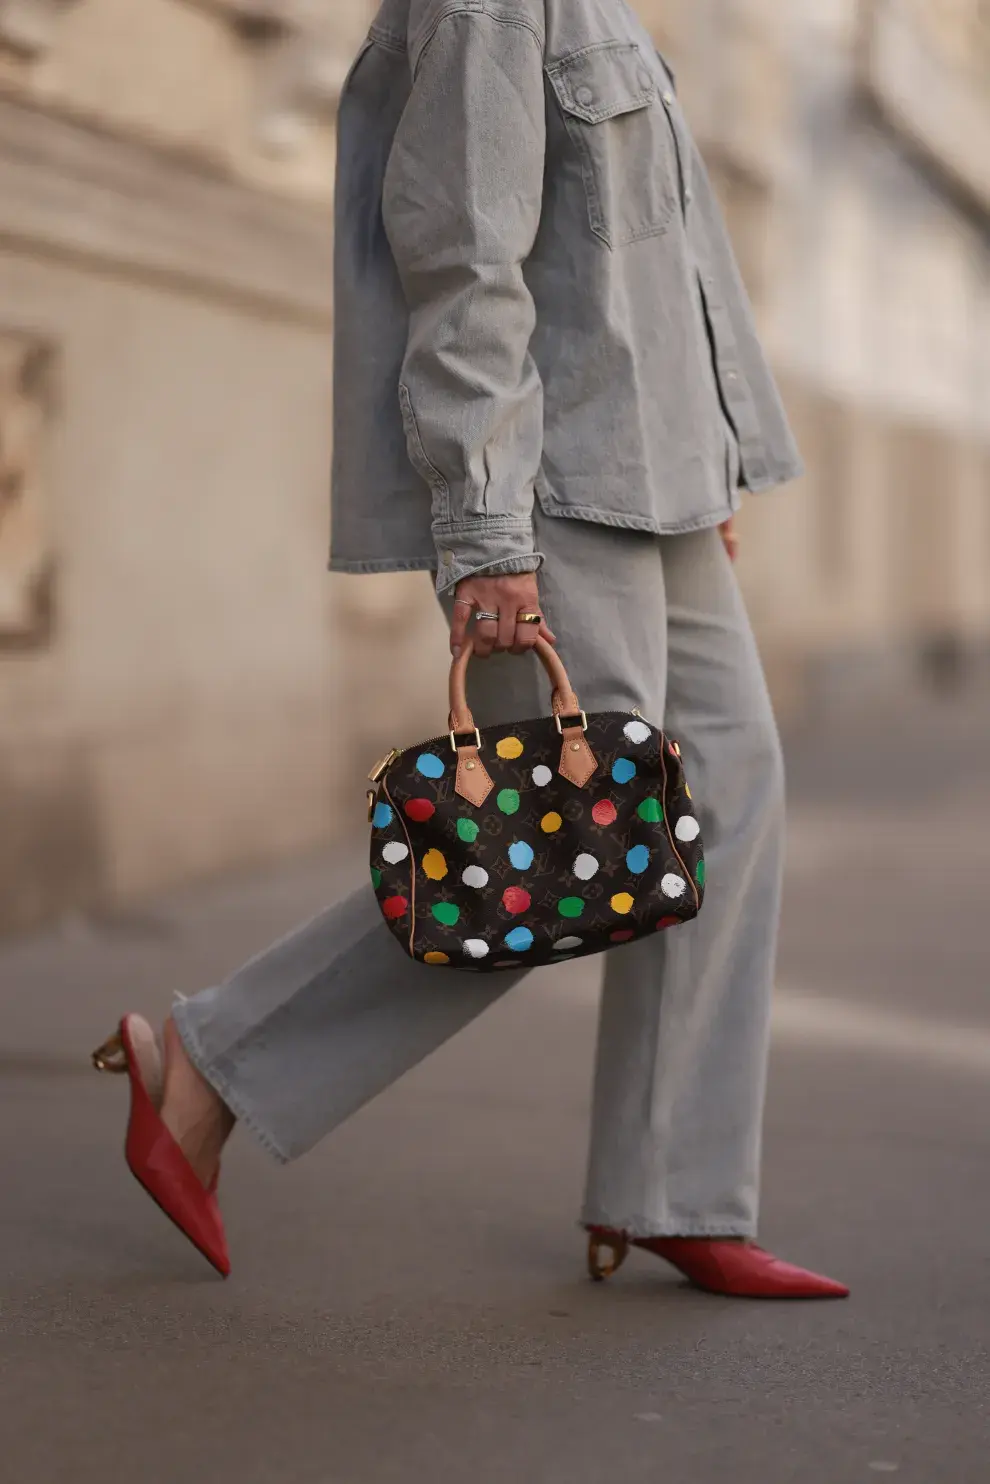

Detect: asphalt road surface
3,682,988,1483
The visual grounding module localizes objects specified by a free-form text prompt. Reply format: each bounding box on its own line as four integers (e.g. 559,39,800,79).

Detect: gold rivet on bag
571,743,580,752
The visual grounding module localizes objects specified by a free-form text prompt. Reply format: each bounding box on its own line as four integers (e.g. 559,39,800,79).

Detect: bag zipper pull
368,747,401,784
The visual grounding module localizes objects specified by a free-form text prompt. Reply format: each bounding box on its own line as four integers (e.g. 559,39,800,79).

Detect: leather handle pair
448,637,598,798
449,636,582,735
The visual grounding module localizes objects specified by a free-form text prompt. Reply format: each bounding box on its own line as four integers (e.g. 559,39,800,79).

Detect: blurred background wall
0,0,987,934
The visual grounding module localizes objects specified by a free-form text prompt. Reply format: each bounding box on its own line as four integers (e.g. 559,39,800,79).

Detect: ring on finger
453,597,474,609
516,612,543,625
475,610,499,623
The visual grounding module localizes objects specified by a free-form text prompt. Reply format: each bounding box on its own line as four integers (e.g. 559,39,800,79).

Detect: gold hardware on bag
366,789,377,822
449,726,482,753
555,709,588,735
368,748,400,784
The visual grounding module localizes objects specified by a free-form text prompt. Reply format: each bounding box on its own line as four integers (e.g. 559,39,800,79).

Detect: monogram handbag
367,637,705,971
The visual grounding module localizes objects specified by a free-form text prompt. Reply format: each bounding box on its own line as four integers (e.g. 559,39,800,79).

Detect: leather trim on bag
382,773,418,957
558,728,598,788
455,746,495,807
660,739,700,913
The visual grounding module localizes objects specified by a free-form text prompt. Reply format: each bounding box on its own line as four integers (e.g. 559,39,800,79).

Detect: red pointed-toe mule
92,1014,230,1277
586,1227,848,1300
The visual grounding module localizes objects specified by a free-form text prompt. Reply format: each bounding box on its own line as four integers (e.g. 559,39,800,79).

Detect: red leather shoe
587,1227,848,1299
93,1015,230,1278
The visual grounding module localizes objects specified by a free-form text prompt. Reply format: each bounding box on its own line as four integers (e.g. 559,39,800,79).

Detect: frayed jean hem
580,1211,757,1240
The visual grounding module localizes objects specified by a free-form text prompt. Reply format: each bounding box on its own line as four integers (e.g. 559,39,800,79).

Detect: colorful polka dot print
592,799,617,827
422,849,447,881
369,709,704,971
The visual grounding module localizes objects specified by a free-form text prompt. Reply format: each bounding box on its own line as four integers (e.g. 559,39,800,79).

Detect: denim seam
329,556,436,575
536,499,734,537
399,384,450,519
433,516,533,535
414,4,544,79
368,25,407,54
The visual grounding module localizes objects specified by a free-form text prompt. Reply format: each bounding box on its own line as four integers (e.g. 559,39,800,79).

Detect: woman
94,0,848,1299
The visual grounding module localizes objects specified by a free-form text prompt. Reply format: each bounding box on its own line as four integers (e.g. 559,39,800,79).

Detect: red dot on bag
502,886,531,915
404,798,435,822
383,895,408,919
656,916,680,931
610,929,635,943
592,799,618,826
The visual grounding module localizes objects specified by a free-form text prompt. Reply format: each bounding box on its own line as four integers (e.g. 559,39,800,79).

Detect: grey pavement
2,683,989,1484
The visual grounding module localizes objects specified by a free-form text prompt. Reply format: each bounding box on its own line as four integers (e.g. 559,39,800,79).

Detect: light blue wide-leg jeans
173,513,784,1237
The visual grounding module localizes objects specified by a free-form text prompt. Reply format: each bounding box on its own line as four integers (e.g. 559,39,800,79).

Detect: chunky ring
475,610,499,623
517,612,543,625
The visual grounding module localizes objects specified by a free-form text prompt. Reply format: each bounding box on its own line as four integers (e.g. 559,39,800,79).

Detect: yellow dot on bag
424,951,450,965
422,849,448,881
541,812,563,834
611,892,635,915
496,736,524,760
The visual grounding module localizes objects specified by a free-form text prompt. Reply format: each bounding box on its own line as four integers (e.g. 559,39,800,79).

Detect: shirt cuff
433,517,542,594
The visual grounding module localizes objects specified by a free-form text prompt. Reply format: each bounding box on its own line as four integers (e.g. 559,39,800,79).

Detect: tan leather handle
449,637,582,736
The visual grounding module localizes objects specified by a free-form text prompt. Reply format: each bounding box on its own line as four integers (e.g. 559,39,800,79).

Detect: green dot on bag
557,897,584,919
637,798,663,823
371,867,382,890
456,818,480,843
432,901,460,927
497,788,521,815
696,860,706,886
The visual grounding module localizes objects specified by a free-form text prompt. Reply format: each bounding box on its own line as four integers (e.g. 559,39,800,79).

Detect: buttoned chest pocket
547,42,678,249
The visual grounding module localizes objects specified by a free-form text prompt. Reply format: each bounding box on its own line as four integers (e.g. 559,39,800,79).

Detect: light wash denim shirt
329,0,802,592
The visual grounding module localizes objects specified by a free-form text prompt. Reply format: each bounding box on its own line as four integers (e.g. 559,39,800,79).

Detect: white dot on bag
623,720,652,745
661,874,687,898
554,936,584,951
381,842,409,864
532,765,553,787
675,816,700,842
462,865,489,888
573,853,599,881
463,939,489,959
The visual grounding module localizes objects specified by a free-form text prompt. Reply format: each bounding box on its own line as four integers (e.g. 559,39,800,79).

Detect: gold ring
517,612,542,625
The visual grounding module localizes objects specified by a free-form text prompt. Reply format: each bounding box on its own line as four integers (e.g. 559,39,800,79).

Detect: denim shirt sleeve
382,10,547,593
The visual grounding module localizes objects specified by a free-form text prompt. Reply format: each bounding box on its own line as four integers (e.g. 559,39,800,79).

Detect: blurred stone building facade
0,0,987,932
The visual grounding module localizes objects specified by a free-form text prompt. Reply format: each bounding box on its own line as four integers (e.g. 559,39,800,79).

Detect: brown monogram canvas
369,711,705,972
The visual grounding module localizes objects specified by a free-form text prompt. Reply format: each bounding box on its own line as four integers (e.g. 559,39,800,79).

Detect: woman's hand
450,572,557,660
720,517,740,563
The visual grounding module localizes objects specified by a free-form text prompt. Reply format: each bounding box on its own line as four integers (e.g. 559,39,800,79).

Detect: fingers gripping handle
448,637,582,733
